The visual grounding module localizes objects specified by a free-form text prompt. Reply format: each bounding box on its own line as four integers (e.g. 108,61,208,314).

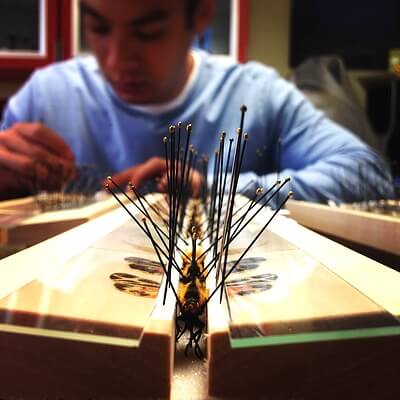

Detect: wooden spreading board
208,207,400,399
0,194,176,399
1,193,400,399
0,193,129,247
286,199,400,257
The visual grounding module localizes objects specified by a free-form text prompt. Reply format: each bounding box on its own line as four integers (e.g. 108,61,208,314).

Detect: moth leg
175,315,187,342
184,327,194,357
193,320,205,359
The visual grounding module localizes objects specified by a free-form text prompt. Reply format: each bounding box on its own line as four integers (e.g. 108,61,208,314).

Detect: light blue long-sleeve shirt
1,50,393,203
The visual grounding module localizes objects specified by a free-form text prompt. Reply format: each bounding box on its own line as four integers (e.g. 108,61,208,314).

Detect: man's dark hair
185,0,201,28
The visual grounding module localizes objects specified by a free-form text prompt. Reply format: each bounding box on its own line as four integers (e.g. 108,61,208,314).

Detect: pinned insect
175,227,208,358
106,106,293,359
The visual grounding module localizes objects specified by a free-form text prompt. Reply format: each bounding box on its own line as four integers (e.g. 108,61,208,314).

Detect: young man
0,0,393,203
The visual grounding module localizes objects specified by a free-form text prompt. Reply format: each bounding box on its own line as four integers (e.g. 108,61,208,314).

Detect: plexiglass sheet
227,230,400,348
0,220,163,347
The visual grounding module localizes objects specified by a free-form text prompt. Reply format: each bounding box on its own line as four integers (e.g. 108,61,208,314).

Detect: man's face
81,0,198,104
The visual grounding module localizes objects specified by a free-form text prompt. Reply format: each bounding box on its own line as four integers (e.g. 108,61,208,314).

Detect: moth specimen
107,106,292,358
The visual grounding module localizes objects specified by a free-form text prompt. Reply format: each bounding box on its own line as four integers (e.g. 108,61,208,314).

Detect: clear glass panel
0,0,40,52
0,220,163,347
227,232,400,348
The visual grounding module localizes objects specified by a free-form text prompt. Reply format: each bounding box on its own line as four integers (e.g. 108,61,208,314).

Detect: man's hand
0,122,75,198
107,156,203,197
